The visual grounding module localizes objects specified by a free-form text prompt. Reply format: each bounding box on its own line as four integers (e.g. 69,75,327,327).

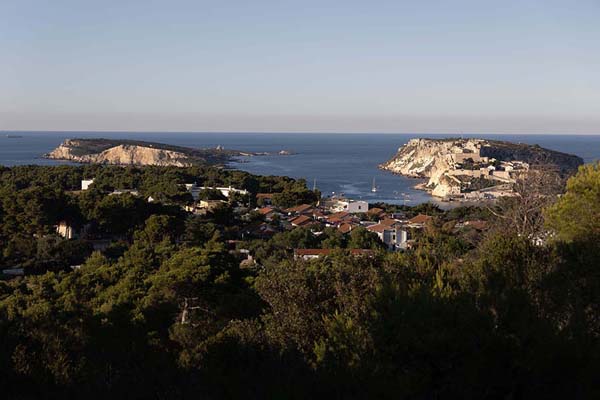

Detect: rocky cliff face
46,139,193,167
380,138,484,187
380,138,583,198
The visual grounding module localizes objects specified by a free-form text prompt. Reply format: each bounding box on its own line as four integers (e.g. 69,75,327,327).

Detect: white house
329,199,369,214
185,184,249,200
81,179,94,190
56,221,78,239
367,224,409,251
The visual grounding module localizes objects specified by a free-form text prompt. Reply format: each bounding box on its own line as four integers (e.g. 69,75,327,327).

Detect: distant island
44,138,295,166
380,138,583,201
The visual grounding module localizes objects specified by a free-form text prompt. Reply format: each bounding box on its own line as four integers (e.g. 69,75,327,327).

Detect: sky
1,0,599,134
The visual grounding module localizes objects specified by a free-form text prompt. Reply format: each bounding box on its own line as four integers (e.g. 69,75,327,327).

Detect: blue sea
1,131,599,205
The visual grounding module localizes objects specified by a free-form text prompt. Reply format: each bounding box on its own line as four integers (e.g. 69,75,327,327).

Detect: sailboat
371,178,377,193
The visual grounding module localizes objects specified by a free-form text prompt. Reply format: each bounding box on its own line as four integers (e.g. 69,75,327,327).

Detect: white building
81,179,95,190
367,224,409,251
329,199,369,214
185,184,249,200
56,221,78,239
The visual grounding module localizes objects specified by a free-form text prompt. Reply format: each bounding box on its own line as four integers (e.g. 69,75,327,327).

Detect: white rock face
46,140,192,167
380,138,485,188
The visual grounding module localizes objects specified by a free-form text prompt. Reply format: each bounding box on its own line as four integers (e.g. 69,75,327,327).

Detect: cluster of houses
59,179,442,254
252,193,435,252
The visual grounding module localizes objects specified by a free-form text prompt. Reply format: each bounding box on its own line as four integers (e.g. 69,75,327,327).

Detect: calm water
1,131,599,205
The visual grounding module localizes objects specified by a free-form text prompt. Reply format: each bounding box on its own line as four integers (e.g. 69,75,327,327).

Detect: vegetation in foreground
0,163,599,399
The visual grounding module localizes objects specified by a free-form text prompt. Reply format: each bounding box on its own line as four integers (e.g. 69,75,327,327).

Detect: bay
1,131,599,205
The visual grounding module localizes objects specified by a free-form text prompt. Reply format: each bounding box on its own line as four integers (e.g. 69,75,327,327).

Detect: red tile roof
258,207,275,215
338,222,355,234
367,224,389,233
329,211,350,220
286,204,314,214
408,214,432,224
290,215,313,226
367,207,385,215
379,218,400,227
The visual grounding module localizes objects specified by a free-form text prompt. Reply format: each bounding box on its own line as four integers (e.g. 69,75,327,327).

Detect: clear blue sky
2,0,599,133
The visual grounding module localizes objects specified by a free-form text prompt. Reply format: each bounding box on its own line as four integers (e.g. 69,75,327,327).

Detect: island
44,138,294,166
379,138,583,201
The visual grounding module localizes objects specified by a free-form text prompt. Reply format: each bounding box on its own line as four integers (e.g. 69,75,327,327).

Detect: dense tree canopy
0,164,598,399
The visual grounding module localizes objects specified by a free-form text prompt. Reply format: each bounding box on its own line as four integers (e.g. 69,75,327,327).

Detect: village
19,176,491,279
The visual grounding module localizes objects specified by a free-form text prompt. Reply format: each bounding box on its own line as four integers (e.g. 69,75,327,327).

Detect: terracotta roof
367,207,385,215
367,224,389,233
295,248,331,256
408,214,432,224
290,215,313,226
329,211,350,220
258,207,275,215
338,223,355,234
379,218,400,227
286,204,313,214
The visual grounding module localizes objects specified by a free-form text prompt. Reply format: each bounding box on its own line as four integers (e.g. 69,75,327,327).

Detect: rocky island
45,138,293,167
380,138,583,201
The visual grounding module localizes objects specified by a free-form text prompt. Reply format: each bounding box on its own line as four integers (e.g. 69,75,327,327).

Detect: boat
371,178,378,193
5,134,23,138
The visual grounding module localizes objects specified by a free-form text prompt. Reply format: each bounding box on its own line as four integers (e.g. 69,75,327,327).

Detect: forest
0,163,599,399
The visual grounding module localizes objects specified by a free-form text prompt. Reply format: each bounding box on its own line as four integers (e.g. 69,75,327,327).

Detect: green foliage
347,226,386,250
545,162,600,242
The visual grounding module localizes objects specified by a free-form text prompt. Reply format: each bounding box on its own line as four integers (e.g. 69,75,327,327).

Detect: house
56,221,78,239
338,222,356,234
81,179,94,190
257,206,280,221
185,200,226,214
379,218,403,228
294,248,374,260
285,204,314,215
367,224,409,251
407,214,432,228
109,189,140,196
367,207,386,218
247,222,279,239
185,183,249,200
257,206,276,217
329,198,369,213
290,215,314,227
390,212,407,220
325,211,353,225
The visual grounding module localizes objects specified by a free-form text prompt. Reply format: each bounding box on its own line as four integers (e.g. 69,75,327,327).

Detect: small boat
371,178,378,193
5,134,23,138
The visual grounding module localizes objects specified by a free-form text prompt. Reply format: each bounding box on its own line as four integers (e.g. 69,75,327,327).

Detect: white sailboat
371,178,377,193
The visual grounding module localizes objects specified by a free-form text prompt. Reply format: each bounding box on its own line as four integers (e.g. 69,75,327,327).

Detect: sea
1,131,599,206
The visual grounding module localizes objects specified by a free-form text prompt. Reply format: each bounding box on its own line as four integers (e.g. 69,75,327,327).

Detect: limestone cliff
44,138,244,166
46,140,192,166
380,138,583,199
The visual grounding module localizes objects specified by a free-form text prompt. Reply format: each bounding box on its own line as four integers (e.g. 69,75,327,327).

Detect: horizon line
3,129,600,136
